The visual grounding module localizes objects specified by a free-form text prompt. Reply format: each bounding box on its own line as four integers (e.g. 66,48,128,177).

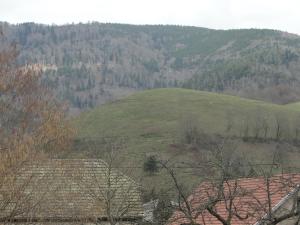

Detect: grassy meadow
72,88,300,193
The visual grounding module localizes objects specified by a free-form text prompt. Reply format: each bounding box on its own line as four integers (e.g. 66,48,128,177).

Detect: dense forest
2,22,300,112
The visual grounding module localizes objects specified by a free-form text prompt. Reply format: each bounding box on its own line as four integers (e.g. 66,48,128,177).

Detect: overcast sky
1,0,300,35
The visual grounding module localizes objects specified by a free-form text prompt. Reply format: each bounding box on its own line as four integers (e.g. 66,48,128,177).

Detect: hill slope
73,89,300,192
75,88,299,140
2,22,300,112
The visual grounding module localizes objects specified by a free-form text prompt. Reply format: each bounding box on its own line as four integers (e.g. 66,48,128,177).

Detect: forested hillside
2,22,300,112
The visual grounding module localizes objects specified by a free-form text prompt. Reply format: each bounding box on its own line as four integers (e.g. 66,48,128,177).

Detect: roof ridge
201,173,300,184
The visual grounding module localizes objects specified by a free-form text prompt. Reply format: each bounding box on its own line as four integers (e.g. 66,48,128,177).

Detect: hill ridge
2,22,300,112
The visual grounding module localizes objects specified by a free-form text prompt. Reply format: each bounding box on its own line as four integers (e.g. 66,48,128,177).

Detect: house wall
259,191,300,225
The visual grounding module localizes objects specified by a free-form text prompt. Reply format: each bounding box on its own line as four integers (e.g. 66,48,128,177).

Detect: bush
144,156,159,174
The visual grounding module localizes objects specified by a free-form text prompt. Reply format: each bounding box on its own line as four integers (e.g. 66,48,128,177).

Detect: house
0,159,143,225
143,199,178,223
143,199,159,222
168,174,300,225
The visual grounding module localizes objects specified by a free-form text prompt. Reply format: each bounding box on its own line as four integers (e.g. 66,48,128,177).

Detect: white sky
1,0,300,35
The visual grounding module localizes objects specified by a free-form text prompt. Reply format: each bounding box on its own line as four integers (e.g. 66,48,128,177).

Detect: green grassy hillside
75,88,299,139
73,88,300,193
285,102,300,111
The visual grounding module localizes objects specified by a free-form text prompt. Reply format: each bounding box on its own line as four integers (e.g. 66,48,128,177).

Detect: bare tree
293,117,300,141
160,138,251,225
252,107,265,140
273,113,290,141
163,138,300,225
0,34,73,222
73,139,143,225
225,111,235,134
261,115,270,140
239,115,250,141
160,163,250,225
179,115,202,146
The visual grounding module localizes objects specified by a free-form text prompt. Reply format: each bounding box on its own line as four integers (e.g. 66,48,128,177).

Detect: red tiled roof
169,174,300,225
